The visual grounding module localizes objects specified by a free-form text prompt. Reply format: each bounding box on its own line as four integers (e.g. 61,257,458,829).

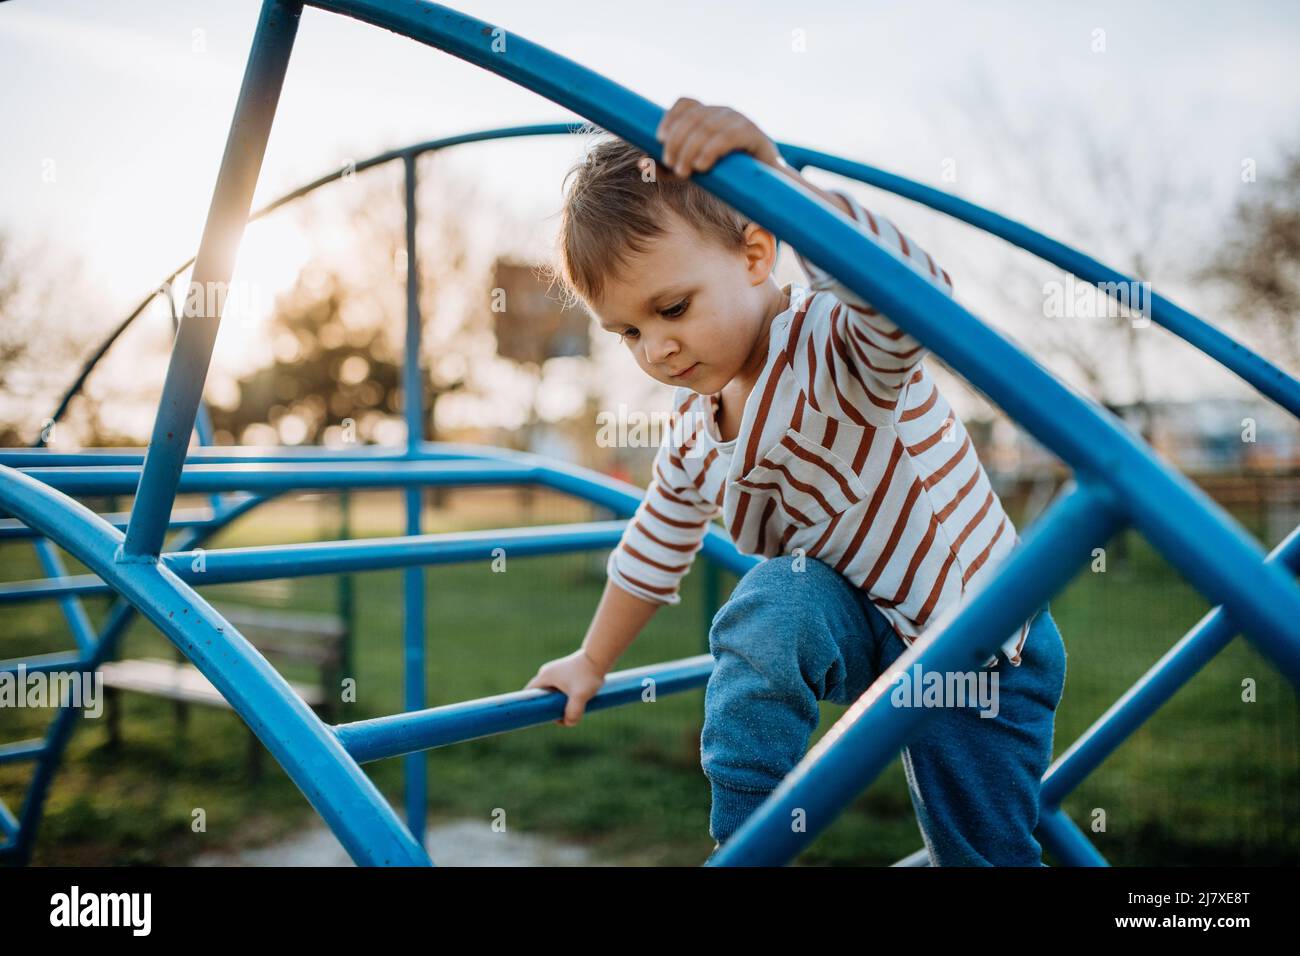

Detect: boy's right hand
523,649,608,727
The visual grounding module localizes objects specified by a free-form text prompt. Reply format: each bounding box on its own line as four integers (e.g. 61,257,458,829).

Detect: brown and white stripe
606,188,1032,666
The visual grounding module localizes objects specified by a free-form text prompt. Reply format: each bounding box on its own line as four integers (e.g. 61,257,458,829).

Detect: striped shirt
606,187,1032,667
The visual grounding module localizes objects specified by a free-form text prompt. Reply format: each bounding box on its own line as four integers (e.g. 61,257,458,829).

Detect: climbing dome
2,0,1298,867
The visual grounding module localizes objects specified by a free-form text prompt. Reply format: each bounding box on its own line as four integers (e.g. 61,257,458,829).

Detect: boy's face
589,209,783,395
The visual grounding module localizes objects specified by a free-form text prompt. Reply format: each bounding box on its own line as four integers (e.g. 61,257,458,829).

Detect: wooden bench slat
100,659,326,709
100,599,344,735
227,634,340,666
218,605,347,639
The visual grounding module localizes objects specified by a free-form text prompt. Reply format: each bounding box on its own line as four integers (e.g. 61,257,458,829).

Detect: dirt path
190,817,602,866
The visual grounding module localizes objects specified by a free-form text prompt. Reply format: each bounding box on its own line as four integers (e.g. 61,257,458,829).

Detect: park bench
99,603,347,780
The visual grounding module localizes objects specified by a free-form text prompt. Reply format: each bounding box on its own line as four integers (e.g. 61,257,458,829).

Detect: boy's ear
742,221,779,277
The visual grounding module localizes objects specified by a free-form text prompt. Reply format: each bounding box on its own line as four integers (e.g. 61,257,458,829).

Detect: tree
1197,145,1300,376
0,231,93,446
207,154,500,449
945,69,1205,424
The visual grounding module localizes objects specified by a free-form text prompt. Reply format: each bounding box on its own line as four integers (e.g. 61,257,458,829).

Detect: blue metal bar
0,652,85,678
32,282,175,449
31,538,97,655
0,740,47,766
336,656,714,764
0,496,272,606
0,505,236,541
710,480,1126,865
163,282,228,519
1041,522,1300,807
241,123,583,221
0,601,139,865
3,492,274,866
193,396,216,447
0,450,672,608
401,151,428,840
403,490,428,844
122,0,303,559
890,848,932,867
2,446,433,467
0,799,19,839
699,526,762,578
18,454,675,528
1,440,544,468
1037,807,1110,867
1,518,722,604
158,522,629,584
25,460,535,495
0,577,156,604
0,526,743,608
0,466,429,865
403,152,424,460
780,145,1300,420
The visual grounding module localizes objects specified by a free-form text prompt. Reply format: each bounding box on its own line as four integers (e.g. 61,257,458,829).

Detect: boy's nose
645,336,680,367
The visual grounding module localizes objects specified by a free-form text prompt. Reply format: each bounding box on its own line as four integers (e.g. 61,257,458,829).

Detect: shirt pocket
735,415,871,528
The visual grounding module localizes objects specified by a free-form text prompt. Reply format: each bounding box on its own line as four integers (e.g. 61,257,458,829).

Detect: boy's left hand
655,97,784,178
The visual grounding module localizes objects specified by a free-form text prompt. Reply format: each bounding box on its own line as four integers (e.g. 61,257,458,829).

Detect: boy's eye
614,299,688,342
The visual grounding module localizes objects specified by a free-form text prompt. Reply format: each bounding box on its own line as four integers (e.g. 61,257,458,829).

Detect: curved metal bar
255,0,1300,687
0,489,276,865
779,144,1300,419
34,122,577,450
0,440,753,863
45,116,1297,456
0,464,429,866
35,284,174,448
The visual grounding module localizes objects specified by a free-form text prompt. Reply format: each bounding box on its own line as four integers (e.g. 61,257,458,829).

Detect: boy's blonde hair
550,129,751,310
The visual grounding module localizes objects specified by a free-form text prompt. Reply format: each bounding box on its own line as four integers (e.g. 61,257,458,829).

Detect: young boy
524,98,1067,865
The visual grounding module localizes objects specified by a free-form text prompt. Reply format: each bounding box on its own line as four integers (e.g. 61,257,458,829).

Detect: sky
2,0,1299,438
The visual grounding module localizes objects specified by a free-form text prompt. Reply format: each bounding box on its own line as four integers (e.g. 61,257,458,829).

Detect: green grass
1,489,1296,866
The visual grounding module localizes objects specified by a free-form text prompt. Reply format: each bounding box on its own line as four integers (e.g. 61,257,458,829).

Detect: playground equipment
2,0,1298,867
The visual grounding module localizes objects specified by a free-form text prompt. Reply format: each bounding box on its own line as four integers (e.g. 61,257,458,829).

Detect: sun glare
211,216,312,369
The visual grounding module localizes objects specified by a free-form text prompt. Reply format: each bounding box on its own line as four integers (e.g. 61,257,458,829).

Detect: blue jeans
701,554,1067,865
